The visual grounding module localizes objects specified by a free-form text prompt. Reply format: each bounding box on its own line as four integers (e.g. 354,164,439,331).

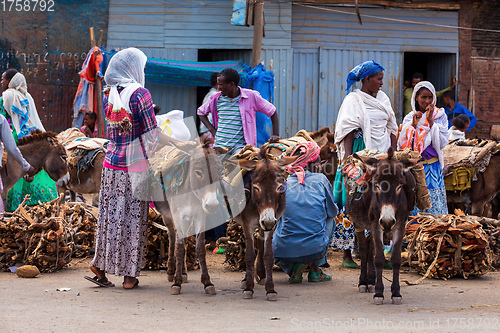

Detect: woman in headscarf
0,69,58,211
332,60,398,268
398,81,448,216
86,48,181,289
273,141,338,283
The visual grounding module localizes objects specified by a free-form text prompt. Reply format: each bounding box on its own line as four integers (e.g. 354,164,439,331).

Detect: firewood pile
0,196,97,272
403,213,493,280
144,207,199,271
217,220,246,271
217,220,261,271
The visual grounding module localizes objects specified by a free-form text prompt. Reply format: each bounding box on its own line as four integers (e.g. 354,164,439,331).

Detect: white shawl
334,89,398,163
398,81,449,168
2,73,45,137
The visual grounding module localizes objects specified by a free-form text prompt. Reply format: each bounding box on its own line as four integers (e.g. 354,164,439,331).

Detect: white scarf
104,48,147,133
2,73,45,137
334,89,397,162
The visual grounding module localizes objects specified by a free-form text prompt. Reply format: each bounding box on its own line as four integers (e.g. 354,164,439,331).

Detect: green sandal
308,270,332,282
288,263,306,284
342,259,359,268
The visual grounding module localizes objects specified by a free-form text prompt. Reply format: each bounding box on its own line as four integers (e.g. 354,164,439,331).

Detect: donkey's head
354,148,420,233
238,147,296,231
179,142,222,215
18,130,68,182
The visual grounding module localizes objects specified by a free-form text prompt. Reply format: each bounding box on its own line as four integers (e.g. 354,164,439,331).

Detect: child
448,114,470,141
80,110,97,138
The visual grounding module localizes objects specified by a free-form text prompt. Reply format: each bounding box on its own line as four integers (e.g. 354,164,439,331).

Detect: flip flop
342,259,359,269
288,263,305,284
308,270,332,282
123,278,139,290
84,275,115,288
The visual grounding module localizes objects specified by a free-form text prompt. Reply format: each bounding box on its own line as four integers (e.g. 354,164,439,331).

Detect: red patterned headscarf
286,141,321,185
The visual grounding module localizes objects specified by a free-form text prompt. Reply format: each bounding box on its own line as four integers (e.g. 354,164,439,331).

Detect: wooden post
251,0,264,68
94,48,104,138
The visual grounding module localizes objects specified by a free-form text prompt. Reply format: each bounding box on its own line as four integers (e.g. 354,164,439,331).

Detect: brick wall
461,0,500,139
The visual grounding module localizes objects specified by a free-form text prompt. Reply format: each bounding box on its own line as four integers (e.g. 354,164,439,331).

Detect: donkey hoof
266,292,277,301
358,285,368,293
167,274,174,282
242,290,254,299
374,297,384,305
392,297,402,305
171,285,181,295
205,285,216,295
368,285,376,293
240,281,246,289
258,278,266,285
182,274,188,283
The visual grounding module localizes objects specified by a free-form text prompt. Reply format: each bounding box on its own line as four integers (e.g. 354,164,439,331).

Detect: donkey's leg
242,221,256,299
366,233,376,292
165,221,176,282
263,230,277,301
355,230,368,292
171,238,185,295
390,225,404,304
255,233,266,285
372,228,385,304
196,231,216,295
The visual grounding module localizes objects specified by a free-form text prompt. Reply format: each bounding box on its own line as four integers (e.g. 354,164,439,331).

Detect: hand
268,135,280,143
26,165,36,177
84,127,93,137
412,111,423,128
451,76,457,89
426,104,435,128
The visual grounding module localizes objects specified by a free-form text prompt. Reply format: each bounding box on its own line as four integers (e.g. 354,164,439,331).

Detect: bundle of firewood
0,196,98,272
461,215,500,267
144,207,199,271
217,220,246,271
403,213,492,280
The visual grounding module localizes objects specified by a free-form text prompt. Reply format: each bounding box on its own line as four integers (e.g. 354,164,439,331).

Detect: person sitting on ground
448,114,470,141
442,90,477,132
273,141,338,283
80,111,97,138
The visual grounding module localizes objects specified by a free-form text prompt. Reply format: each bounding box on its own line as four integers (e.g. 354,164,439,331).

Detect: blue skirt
409,160,448,216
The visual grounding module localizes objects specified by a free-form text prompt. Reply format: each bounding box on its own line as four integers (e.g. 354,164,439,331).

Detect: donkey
346,148,420,305
233,147,296,301
153,142,223,296
1,130,68,199
319,132,338,186
56,151,104,204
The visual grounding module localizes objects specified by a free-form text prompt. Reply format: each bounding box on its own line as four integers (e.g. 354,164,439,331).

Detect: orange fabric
80,47,103,83
400,108,439,154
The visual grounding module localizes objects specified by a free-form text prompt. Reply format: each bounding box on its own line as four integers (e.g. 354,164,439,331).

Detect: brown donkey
1,130,68,199
153,142,223,296
346,148,420,305
234,147,296,301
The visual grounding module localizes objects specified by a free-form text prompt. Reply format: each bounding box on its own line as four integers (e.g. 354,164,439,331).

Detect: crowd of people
0,48,478,288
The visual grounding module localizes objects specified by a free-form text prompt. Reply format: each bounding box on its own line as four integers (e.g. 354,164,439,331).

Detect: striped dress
214,95,246,148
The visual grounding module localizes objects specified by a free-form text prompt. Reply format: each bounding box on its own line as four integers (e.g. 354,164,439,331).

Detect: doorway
403,52,457,108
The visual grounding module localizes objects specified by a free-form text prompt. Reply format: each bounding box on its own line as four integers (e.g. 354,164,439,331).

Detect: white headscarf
104,48,147,132
2,72,45,138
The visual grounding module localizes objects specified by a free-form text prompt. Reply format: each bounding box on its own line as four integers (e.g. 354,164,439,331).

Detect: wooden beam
251,0,264,68
294,0,460,11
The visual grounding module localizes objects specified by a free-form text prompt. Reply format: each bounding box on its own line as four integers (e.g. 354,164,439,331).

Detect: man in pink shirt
197,68,280,149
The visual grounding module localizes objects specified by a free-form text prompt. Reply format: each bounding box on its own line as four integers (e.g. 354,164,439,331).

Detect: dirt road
1,251,499,333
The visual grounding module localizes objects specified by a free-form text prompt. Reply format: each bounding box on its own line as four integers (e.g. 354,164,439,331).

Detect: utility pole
251,0,264,68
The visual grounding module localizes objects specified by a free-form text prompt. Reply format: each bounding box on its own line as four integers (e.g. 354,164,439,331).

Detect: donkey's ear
47,137,58,147
400,157,424,172
237,159,258,171
353,153,379,172
213,146,231,155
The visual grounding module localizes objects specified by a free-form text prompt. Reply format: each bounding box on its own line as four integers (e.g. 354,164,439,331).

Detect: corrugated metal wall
107,0,293,128
290,5,458,135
